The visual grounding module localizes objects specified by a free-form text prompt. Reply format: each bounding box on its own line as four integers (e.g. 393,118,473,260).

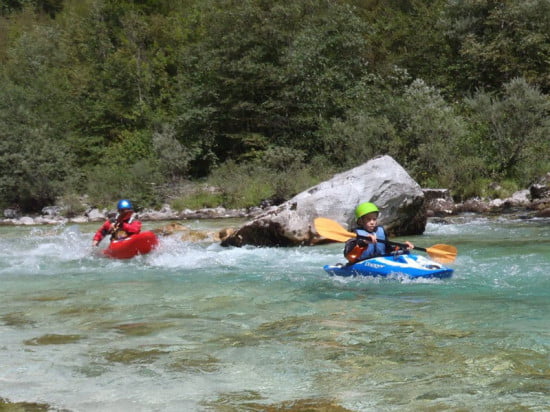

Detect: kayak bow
103,231,159,259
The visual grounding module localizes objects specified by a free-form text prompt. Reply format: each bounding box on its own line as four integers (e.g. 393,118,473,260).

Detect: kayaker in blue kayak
92,199,142,247
344,202,414,263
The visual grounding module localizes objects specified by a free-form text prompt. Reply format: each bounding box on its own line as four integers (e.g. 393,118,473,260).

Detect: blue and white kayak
324,253,453,279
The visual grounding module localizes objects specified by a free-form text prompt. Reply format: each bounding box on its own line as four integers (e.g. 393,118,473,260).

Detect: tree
465,77,550,183
441,0,550,95
172,0,372,175
0,78,73,210
0,0,64,18
0,24,74,211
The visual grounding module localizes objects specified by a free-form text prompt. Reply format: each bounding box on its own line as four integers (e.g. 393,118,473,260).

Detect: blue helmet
117,199,133,211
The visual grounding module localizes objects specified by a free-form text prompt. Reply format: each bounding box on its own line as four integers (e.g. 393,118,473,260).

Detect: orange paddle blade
425,244,457,264
314,217,355,242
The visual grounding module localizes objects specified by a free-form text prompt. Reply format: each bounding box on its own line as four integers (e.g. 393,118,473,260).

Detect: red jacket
93,212,142,243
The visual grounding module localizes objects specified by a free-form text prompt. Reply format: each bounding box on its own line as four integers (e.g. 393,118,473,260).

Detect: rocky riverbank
2,173,548,228
2,189,549,228
0,205,258,226
423,187,550,219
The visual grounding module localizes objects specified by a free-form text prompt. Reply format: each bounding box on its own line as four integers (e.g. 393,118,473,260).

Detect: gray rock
423,188,455,216
222,155,426,247
423,188,452,203
3,208,20,219
529,173,550,199
18,217,35,225
34,216,67,225
41,206,63,217
69,216,89,223
509,189,531,206
140,205,180,220
85,208,107,222
455,197,491,214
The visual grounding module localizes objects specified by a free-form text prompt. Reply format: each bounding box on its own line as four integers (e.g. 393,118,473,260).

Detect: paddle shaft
375,238,424,252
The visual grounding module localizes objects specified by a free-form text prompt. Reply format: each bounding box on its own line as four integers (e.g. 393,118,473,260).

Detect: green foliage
0,128,72,210
317,112,396,169
318,76,470,190
85,158,163,209
1,0,63,18
457,177,521,202
488,180,521,199
465,78,550,184
389,79,469,187
353,0,450,78
208,160,274,209
107,129,155,165
173,0,372,174
153,124,197,180
171,191,224,211
0,0,548,212
56,193,87,218
441,0,550,95
0,22,75,211
207,148,332,209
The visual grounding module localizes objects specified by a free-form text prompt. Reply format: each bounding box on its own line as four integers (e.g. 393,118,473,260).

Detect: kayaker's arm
92,220,115,246
120,220,142,236
344,236,371,263
378,238,414,251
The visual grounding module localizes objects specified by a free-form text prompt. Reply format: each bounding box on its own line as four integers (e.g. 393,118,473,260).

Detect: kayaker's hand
404,241,414,250
357,237,369,247
110,222,120,233
92,240,99,247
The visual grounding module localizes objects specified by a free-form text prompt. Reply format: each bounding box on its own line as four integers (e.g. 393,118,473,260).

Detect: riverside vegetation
1,0,549,216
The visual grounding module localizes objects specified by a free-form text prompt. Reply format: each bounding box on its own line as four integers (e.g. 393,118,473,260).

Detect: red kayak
103,231,159,259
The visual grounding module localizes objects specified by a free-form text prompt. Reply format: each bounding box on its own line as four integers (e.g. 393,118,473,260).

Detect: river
0,216,548,411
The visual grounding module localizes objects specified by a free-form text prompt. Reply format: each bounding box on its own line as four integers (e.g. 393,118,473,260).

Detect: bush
153,124,197,180
56,193,87,218
170,191,224,210
208,160,273,209
465,78,550,185
207,150,333,209
85,158,163,210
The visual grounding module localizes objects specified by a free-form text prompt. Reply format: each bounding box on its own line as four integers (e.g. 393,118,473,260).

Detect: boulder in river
221,155,426,247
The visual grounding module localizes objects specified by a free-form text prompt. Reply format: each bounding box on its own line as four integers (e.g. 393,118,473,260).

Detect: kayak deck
103,231,159,259
324,253,453,279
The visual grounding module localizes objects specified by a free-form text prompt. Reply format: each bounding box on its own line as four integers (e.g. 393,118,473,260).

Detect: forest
1,0,549,214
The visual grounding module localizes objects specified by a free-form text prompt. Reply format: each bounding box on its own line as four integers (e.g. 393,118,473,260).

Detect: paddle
314,217,457,264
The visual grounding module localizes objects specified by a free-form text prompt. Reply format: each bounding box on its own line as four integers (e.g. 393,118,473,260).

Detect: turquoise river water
0,216,548,411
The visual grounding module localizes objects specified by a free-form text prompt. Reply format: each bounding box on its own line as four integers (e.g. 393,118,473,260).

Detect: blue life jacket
355,226,386,260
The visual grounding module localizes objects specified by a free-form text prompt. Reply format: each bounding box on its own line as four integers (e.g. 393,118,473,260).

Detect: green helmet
355,202,379,221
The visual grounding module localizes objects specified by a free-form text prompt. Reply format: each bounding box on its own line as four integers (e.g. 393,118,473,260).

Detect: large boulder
221,155,426,247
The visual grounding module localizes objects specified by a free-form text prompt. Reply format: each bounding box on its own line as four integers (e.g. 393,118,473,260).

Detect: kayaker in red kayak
92,199,142,247
344,202,414,263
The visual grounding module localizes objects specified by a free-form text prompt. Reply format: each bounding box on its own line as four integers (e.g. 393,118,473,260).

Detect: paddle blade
426,244,457,264
314,217,355,242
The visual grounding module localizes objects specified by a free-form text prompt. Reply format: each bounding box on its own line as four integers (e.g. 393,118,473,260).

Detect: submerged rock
222,155,426,247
